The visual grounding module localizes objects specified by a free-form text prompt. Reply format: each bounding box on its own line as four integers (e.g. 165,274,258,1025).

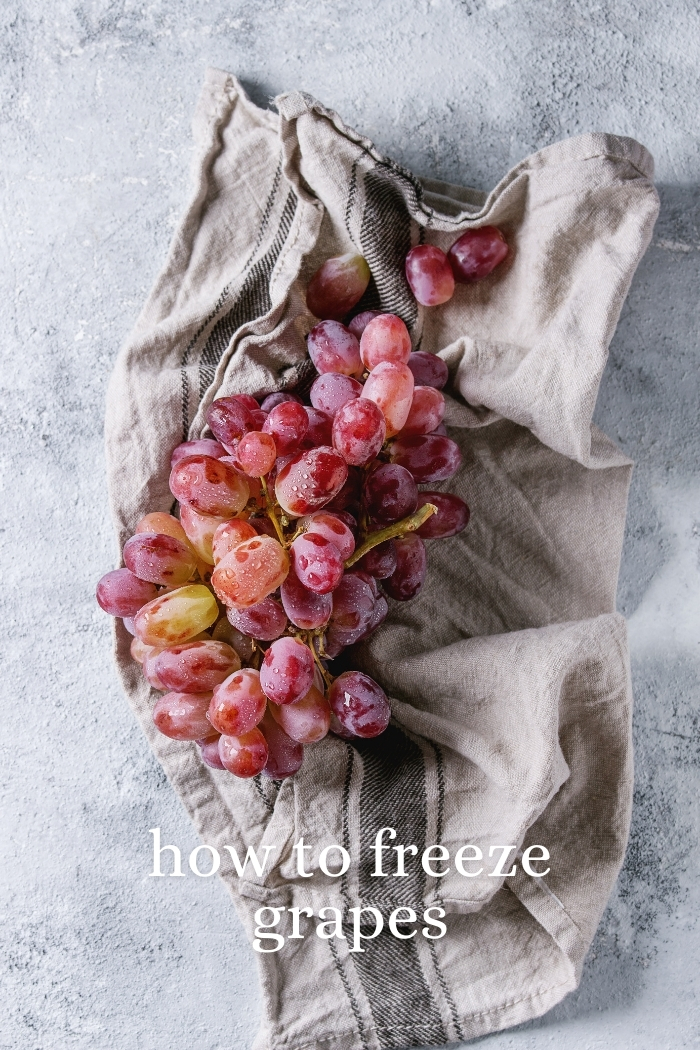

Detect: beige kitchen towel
105,67,659,1049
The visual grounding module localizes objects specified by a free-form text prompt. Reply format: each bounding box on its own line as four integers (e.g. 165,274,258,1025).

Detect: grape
348,310,381,338
227,596,288,640
361,595,389,638
329,710,357,740
170,455,250,518
259,709,304,779
130,635,158,664
171,439,227,467
249,409,268,430
361,361,414,437
230,393,260,413
415,491,470,538
330,573,375,641
152,640,241,692
406,351,448,390
324,466,362,514
250,516,279,540
348,570,379,599
431,422,448,436
382,533,426,601
269,684,330,744
143,652,167,690
205,396,255,449
330,509,358,532
363,463,417,525
327,671,391,738
298,511,355,560
237,431,277,476
307,320,363,377
260,637,315,706
291,532,344,594
275,447,348,518
280,568,333,630
310,373,363,418
260,391,303,412
306,254,371,321
152,691,217,741
448,226,508,282
211,536,289,610
400,386,445,436
123,532,197,587
332,398,386,467
405,245,455,306
179,504,228,564
262,400,309,456
96,569,158,618
211,518,258,564
208,668,267,736
122,617,136,635
301,407,334,449
219,728,269,778
356,539,397,579
388,434,462,483
133,584,219,647
211,617,255,661
135,513,191,549
199,737,225,769
359,314,412,370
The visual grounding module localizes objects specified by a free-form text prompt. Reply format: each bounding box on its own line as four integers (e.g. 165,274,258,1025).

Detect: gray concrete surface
1,2,698,1047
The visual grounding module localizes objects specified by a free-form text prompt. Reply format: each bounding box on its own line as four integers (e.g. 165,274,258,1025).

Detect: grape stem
260,476,287,547
309,633,334,689
344,503,438,568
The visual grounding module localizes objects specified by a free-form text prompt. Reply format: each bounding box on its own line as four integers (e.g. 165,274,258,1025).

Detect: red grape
275,447,348,518
388,433,462,483
330,573,375,641
259,709,304,779
363,463,418,525
280,568,333,630
307,320,363,376
211,536,289,610
130,635,158,664
123,532,197,587
415,491,470,538
405,245,455,306
332,398,386,467
327,671,391,738
227,596,288,640
171,439,227,467
361,595,389,638
382,533,426,601
362,361,414,437
298,511,355,560
211,617,255,661
219,728,268,778
135,513,191,548
260,391,303,412
348,310,381,338
230,393,260,413
96,568,158,618
208,668,267,736
400,386,445,436
306,253,371,321
260,637,315,706
179,504,228,564
152,691,216,741
448,226,508,282
360,314,412,371
170,455,250,518
133,584,219,647
211,518,258,564
356,539,397,579
199,737,225,770
153,640,241,692
237,431,277,476
205,396,255,449
301,407,334,448
291,532,344,594
262,400,309,456
269,684,330,744
142,651,167,689
324,466,362,514
310,373,363,418
329,710,357,740
406,351,448,390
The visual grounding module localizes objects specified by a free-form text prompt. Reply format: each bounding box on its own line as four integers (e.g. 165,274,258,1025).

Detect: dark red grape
406,351,448,389
263,400,309,456
227,596,288,640
260,391,303,412
260,709,304,778
280,568,333,629
275,447,348,518
448,226,508,283
96,568,158,618
299,510,355,560
382,533,426,601
327,671,390,738
356,539,397,579
348,310,381,338
363,463,418,525
199,737,225,770
388,434,462,483
306,254,371,321
205,396,255,449
301,407,334,448
415,491,470,538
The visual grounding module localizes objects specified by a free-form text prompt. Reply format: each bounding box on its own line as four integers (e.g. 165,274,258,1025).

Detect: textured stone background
1,1,698,1047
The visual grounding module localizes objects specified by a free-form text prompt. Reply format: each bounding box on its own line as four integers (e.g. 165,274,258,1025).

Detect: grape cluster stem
344,503,437,568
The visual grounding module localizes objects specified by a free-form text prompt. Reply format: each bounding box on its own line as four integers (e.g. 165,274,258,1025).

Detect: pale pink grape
400,386,445,436
275,447,348,518
179,504,228,564
237,431,277,476
152,640,241,692
170,455,250,518
260,637,315,706
269,684,330,744
360,314,412,370
262,400,309,456
211,518,258,564
298,511,355,560
219,729,268,778
133,584,219,647
361,362,414,438
153,691,217,741
171,439,227,467
310,373,363,418
211,536,289,610
405,245,455,306
307,320,363,377
96,569,158,618
291,532,344,594
208,668,267,736
123,532,197,587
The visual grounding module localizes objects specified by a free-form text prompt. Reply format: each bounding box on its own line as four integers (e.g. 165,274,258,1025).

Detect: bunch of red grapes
97,227,507,780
